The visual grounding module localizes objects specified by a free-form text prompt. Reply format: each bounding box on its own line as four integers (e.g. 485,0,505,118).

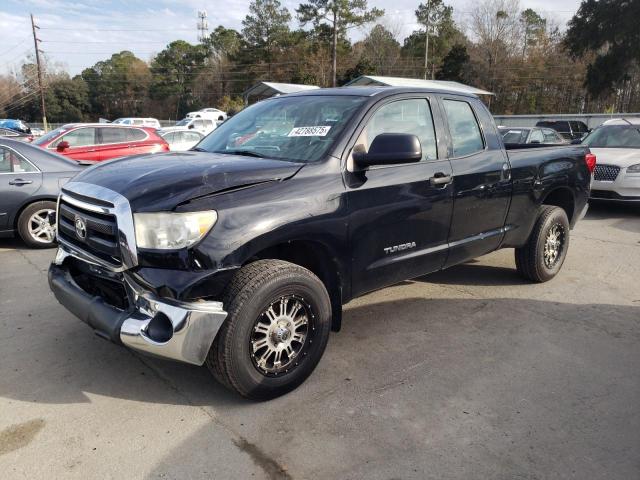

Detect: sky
0,0,584,77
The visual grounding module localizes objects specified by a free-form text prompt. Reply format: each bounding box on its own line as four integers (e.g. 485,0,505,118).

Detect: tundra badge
384,242,416,254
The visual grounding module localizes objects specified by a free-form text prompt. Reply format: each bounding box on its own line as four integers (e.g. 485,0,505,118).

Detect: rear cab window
442,99,485,157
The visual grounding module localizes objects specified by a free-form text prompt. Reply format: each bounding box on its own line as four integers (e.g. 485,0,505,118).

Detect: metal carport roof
343,75,494,96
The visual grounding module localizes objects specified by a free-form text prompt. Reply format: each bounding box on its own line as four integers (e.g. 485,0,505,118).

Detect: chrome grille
58,197,122,267
593,164,620,182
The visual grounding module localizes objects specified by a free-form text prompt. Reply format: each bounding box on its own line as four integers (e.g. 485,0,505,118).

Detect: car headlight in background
134,211,217,249
626,163,640,173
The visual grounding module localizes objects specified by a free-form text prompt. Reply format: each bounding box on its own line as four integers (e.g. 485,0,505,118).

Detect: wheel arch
246,239,345,332
12,196,58,230
541,187,575,225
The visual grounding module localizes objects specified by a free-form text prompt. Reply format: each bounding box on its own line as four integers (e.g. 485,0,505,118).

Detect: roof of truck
284,85,479,99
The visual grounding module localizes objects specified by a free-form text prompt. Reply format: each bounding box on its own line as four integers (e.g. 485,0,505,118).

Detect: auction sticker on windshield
288,126,331,137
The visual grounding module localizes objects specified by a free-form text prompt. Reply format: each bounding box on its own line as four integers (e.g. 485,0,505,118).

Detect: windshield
33,126,68,145
196,95,365,162
176,119,191,127
583,125,640,148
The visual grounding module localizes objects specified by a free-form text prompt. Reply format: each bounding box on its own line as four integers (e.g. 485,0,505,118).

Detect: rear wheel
206,259,332,400
17,201,57,249
515,206,570,282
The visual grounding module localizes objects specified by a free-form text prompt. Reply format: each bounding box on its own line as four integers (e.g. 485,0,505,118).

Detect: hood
589,148,640,168
71,151,304,211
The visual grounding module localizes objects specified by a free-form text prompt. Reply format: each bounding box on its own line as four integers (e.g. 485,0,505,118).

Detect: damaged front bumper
48,247,227,365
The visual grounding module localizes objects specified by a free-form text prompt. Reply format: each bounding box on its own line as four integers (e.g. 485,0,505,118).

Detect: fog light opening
146,312,173,343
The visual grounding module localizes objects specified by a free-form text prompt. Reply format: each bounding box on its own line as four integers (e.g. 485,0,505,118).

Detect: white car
159,128,204,152
112,117,162,129
195,108,227,121
172,116,217,136
586,118,640,202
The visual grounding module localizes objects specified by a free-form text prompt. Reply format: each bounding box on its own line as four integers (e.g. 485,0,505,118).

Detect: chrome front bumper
49,247,227,366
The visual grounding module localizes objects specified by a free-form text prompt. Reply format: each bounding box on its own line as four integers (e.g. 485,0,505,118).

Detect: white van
112,117,161,129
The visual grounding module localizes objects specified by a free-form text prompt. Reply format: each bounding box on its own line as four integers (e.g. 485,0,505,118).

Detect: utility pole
30,14,47,132
423,0,430,80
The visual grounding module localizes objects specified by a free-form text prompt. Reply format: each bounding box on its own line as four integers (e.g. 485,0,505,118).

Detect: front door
439,96,512,267
55,127,98,161
346,96,454,297
0,146,42,230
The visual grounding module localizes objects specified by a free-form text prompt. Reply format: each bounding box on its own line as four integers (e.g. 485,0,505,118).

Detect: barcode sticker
288,126,331,137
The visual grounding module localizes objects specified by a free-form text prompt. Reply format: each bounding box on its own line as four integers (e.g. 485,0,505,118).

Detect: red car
33,123,169,161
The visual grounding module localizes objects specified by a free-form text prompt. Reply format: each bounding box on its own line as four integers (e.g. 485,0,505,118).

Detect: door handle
430,172,453,186
9,179,33,186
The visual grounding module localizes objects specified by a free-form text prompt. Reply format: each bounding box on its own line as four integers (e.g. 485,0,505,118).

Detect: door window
442,100,484,157
0,147,37,173
183,132,202,142
60,128,96,147
99,127,128,144
127,128,147,141
194,120,204,129
543,129,559,143
355,98,438,162
529,129,544,143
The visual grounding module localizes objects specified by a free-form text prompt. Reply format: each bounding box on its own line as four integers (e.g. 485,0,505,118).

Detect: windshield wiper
191,147,207,152
213,149,266,158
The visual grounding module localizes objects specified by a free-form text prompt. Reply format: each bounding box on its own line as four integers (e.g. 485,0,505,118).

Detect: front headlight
627,163,640,173
134,211,217,249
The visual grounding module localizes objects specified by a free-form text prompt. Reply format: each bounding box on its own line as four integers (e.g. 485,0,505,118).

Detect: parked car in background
535,120,589,141
499,126,567,145
112,117,162,129
0,119,32,134
0,138,82,248
33,124,169,162
582,118,640,202
0,127,34,142
171,115,217,136
159,128,204,151
196,108,228,121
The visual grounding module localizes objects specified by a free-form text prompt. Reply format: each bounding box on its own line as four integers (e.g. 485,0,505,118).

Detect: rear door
346,95,454,296
96,127,130,160
0,146,42,229
439,96,512,267
125,128,153,155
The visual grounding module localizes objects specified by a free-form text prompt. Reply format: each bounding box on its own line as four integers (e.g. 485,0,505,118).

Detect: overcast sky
0,0,583,76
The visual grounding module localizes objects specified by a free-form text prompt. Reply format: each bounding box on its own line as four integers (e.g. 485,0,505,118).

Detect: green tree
81,51,151,119
297,0,383,87
150,41,209,119
564,0,640,96
361,24,400,76
205,26,243,59
519,8,546,58
242,0,292,75
436,43,470,82
415,0,453,79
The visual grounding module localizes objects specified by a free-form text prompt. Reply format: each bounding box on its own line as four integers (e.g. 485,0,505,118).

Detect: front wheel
206,260,332,400
515,206,570,282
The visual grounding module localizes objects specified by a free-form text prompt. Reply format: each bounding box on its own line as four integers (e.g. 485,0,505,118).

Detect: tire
515,206,570,283
206,259,332,400
17,201,58,249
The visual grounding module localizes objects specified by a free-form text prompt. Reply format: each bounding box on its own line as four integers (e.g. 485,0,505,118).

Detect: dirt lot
0,202,638,480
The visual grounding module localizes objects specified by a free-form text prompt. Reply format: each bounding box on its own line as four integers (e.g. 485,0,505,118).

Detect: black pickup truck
48,87,596,399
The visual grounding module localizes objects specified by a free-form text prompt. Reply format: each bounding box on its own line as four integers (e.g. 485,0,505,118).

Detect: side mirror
188,124,194,129
57,140,70,152
353,133,422,167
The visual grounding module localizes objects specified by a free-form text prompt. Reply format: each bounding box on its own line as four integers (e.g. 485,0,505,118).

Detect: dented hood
72,151,304,211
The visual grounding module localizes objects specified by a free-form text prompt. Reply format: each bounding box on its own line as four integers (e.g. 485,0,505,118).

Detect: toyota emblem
74,216,87,240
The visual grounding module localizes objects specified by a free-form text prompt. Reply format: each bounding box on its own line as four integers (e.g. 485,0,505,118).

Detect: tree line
1,0,638,123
